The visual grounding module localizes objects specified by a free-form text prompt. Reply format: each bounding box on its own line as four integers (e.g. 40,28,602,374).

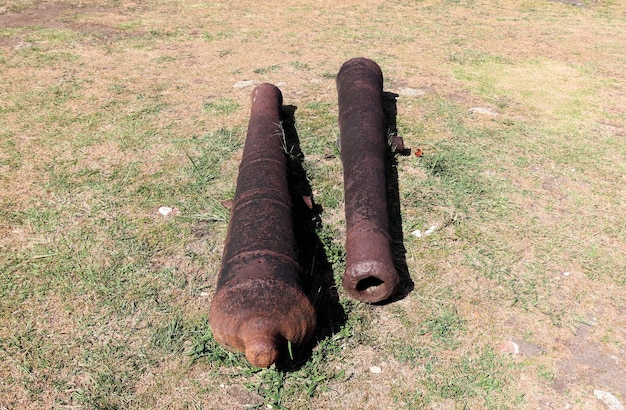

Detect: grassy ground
1,0,625,409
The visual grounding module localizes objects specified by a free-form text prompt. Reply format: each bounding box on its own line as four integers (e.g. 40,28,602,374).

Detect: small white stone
14,42,34,50
563,271,571,277
369,366,382,374
399,87,426,97
233,80,256,89
500,340,519,355
158,206,173,216
469,106,499,116
200,291,210,297
594,389,624,410
412,226,437,238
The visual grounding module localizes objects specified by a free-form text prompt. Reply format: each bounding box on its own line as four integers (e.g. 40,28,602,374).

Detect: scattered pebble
14,42,34,50
469,106,499,116
398,87,426,97
369,366,382,374
221,199,233,210
563,271,571,277
343,367,356,381
200,291,210,297
594,389,624,410
158,206,179,217
411,225,437,238
233,80,256,89
549,0,584,6
500,340,519,355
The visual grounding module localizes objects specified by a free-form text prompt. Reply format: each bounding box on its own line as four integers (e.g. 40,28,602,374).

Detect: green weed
289,61,311,71
182,127,243,189
253,64,281,74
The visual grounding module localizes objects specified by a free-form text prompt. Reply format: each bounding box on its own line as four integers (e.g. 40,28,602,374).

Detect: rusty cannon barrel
208,83,316,368
336,57,400,303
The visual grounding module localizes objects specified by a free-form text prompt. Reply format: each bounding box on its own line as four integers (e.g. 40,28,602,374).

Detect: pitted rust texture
208,83,316,368
336,58,400,303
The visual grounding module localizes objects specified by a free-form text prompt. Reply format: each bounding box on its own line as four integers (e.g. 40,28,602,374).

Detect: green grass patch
202,98,240,115
189,302,362,408
423,347,515,406
253,64,281,74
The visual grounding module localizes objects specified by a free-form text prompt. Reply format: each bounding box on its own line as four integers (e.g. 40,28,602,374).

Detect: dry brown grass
1,0,625,409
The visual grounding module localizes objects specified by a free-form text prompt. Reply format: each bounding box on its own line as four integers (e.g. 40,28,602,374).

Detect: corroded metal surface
208,83,316,368
336,58,400,303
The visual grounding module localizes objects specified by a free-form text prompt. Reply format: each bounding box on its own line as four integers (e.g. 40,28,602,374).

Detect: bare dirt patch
554,323,626,397
0,2,134,47
0,3,72,29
